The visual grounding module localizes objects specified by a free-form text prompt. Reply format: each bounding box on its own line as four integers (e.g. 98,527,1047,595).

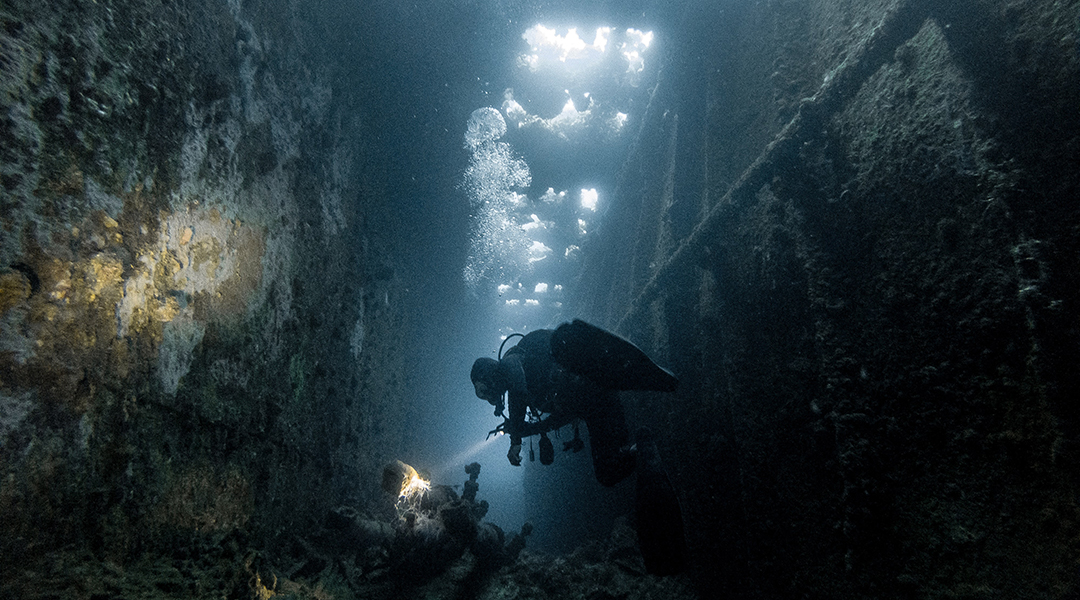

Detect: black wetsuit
499,329,634,487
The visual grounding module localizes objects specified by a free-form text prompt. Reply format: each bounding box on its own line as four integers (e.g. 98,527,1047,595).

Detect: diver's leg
634,426,688,575
583,390,635,487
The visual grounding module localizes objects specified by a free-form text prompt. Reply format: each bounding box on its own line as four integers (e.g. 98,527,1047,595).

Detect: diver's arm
501,355,529,463
506,395,526,448
502,354,528,397
502,355,528,444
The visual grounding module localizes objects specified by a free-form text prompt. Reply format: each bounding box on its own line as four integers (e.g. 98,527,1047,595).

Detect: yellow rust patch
94,211,119,230
190,236,224,274
153,250,183,290
78,254,124,304
0,271,31,313
2,193,268,412
4,247,129,411
116,205,267,334
195,225,265,320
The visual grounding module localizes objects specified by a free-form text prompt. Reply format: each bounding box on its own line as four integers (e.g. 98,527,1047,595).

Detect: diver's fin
634,427,688,576
550,319,679,392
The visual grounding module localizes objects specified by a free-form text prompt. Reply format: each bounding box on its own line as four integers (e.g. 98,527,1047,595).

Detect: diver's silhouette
470,319,686,575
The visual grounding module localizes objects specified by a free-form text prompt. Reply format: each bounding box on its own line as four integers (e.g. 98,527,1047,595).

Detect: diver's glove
507,444,522,466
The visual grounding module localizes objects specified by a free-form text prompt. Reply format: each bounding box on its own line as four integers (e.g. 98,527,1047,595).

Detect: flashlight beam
432,432,503,479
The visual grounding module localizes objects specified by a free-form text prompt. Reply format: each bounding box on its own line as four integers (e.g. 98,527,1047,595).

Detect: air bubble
464,107,507,148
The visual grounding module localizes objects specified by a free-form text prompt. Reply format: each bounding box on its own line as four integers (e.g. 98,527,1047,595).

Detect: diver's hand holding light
486,420,507,440
507,443,522,466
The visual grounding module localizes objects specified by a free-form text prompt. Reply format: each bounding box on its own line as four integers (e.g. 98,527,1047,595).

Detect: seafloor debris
258,461,535,595
0,460,694,599
252,462,696,599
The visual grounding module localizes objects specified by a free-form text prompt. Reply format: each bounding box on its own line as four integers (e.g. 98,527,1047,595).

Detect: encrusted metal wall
574,0,1080,596
1,0,408,591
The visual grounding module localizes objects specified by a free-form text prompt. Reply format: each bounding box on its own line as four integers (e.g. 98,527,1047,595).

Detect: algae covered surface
2,0,407,596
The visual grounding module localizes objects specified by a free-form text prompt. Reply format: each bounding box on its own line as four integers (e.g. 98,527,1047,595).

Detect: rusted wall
575,0,1080,597
1,0,407,593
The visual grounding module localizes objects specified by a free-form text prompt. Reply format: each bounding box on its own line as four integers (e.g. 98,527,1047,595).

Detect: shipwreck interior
2,0,1080,598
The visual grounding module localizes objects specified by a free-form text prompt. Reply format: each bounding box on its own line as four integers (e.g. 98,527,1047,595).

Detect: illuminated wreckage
286,459,529,586
371,459,532,576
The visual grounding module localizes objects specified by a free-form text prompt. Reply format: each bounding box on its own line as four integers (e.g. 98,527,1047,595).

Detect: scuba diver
470,319,687,575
